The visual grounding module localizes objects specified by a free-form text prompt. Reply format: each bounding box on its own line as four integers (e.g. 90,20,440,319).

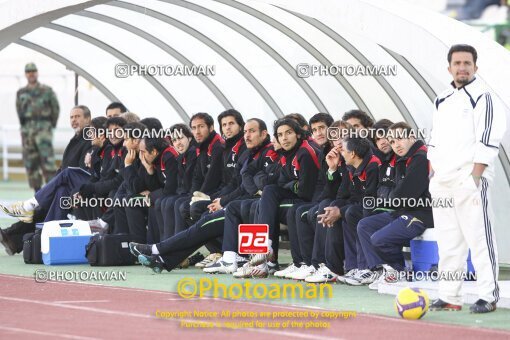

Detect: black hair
169,123,193,140
140,117,163,131
91,116,107,130
106,102,127,114
285,113,309,129
372,119,394,143
273,118,306,144
73,105,91,119
105,116,127,129
124,122,147,139
447,44,477,64
342,110,374,128
190,112,214,129
143,137,169,154
388,121,414,139
217,109,245,135
246,118,267,132
309,112,334,127
344,137,371,159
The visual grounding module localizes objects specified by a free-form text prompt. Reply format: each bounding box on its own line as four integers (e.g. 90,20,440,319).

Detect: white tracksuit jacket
428,77,506,184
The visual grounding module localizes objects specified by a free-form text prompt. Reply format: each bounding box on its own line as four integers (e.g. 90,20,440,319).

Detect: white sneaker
287,265,316,280
369,265,401,290
305,264,338,283
195,253,222,268
0,202,34,223
345,269,381,286
368,273,385,290
274,263,300,278
233,262,269,279
381,264,400,283
203,259,237,274
337,268,358,284
249,248,275,266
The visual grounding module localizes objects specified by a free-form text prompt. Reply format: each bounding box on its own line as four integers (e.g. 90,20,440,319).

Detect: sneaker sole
234,273,268,279
470,307,496,314
306,277,337,283
138,255,163,274
203,269,236,274
345,279,364,286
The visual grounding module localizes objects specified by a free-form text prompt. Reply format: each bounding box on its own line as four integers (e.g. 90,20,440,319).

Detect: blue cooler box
39,220,92,265
410,229,475,276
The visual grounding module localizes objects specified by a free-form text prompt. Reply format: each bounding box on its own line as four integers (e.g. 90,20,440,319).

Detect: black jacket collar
398,140,425,161
352,150,375,177
450,76,476,90
198,130,218,150
224,130,244,149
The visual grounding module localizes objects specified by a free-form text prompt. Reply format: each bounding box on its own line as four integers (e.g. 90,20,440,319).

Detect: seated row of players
128,110,432,288
0,107,432,289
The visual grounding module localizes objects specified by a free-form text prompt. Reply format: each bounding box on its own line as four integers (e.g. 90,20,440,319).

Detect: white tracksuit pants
430,175,499,305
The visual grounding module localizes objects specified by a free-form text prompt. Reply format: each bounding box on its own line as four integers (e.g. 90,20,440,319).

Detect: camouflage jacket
16,82,59,127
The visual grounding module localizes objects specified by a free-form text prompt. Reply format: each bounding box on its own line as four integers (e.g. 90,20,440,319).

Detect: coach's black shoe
129,242,152,257
469,299,496,313
138,254,165,274
0,228,16,256
429,299,462,311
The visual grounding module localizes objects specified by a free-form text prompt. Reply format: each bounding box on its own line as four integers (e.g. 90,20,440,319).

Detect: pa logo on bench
238,224,269,254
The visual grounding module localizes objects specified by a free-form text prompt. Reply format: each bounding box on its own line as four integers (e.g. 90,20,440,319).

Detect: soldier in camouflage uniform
16,63,59,192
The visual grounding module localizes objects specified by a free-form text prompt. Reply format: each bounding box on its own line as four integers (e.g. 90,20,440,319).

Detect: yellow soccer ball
394,287,429,320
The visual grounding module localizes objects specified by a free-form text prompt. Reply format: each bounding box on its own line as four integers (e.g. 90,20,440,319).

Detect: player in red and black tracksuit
250,118,321,265
189,110,246,222
135,137,179,244
128,118,274,273
321,137,380,280
110,122,149,240
369,119,397,214
211,121,280,272
358,126,432,275
280,113,334,278
186,114,245,255
174,113,224,233
157,124,198,240
75,117,127,224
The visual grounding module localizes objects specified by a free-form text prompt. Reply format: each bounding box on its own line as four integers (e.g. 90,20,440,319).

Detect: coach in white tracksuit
428,44,506,313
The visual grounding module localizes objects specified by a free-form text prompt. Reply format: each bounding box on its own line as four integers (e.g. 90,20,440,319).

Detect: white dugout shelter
1,0,509,263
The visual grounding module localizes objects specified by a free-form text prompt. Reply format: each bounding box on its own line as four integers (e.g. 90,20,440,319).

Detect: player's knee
370,232,387,249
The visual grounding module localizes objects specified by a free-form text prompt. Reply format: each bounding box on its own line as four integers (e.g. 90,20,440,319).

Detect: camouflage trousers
20,123,57,190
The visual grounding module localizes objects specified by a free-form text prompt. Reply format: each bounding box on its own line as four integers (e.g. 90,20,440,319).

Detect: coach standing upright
428,44,507,313
16,62,60,192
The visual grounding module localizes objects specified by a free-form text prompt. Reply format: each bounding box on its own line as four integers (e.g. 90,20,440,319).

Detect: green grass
1,180,509,332
0,248,509,331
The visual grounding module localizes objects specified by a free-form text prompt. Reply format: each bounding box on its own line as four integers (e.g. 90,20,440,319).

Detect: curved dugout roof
1,0,509,183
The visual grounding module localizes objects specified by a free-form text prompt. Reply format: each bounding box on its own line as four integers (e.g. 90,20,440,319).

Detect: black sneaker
429,299,462,311
188,252,205,266
138,254,165,274
469,299,496,313
129,242,152,257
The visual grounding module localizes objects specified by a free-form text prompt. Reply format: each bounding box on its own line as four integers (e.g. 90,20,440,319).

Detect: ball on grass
394,287,429,320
